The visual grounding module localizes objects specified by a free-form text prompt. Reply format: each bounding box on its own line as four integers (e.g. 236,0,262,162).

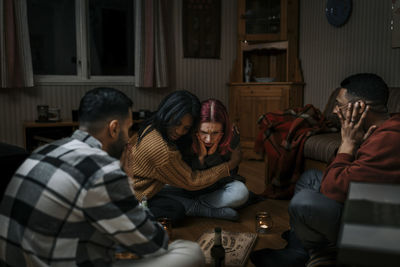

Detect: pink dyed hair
192,99,233,155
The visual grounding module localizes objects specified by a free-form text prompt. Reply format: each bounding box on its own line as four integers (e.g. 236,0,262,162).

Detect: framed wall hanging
182,0,221,58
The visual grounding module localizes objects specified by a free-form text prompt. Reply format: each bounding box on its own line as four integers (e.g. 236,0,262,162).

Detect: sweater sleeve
320,130,400,203
155,150,230,191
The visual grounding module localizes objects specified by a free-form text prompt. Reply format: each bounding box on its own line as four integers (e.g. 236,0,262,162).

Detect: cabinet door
238,0,287,41
237,86,288,150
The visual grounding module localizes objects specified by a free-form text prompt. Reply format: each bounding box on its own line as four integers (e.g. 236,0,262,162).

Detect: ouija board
197,230,257,267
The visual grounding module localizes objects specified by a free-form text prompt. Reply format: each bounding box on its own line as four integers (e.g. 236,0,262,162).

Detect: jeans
289,169,343,250
197,180,249,208
159,180,249,211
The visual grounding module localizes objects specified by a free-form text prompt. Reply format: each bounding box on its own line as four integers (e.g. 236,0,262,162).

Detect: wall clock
325,0,352,27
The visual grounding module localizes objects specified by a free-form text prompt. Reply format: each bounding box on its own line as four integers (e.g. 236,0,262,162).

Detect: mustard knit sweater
126,128,230,201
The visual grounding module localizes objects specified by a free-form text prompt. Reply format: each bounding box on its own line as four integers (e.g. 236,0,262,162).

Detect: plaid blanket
255,104,337,199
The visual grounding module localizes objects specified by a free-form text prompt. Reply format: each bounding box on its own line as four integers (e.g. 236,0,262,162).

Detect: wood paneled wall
0,0,238,147
299,0,400,109
1,0,399,147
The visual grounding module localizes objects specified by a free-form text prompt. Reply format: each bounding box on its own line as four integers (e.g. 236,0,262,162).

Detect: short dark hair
138,90,200,146
79,87,133,131
340,73,389,105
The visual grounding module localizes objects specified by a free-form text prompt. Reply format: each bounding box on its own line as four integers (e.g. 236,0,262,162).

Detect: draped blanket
254,104,337,199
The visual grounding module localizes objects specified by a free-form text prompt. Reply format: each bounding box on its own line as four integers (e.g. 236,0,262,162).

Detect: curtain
0,0,33,88
135,0,168,88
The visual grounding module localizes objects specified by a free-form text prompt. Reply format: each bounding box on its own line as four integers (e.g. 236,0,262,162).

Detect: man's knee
289,189,320,218
295,169,323,194
169,240,205,267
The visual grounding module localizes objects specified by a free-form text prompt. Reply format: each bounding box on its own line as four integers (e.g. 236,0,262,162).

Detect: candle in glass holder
256,211,273,234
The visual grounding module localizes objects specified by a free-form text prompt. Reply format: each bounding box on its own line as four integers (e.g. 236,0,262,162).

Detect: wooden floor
172,160,290,267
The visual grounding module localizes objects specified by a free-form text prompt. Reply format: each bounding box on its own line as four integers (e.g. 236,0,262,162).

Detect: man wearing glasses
251,73,400,267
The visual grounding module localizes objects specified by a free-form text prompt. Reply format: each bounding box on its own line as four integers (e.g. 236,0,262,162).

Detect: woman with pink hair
167,99,249,221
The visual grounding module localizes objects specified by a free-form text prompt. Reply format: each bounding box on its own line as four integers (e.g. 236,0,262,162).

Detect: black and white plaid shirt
0,130,168,266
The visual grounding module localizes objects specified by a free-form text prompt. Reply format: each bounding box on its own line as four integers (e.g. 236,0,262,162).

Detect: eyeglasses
334,99,365,111
335,100,387,113
334,100,351,110
198,131,223,139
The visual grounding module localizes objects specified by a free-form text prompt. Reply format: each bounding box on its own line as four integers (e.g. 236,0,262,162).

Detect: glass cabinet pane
245,0,280,35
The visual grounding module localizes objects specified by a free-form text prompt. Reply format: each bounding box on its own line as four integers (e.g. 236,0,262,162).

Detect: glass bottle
211,227,225,267
141,196,148,209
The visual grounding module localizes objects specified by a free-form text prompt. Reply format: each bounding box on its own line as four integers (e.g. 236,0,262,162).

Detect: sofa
0,143,29,198
303,87,400,171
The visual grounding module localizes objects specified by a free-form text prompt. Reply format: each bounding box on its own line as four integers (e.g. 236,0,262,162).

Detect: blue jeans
197,180,249,208
159,180,249,211
289,169,343,250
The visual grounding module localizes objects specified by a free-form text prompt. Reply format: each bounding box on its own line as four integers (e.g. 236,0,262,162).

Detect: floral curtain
0,0,33,88
135,0,168,88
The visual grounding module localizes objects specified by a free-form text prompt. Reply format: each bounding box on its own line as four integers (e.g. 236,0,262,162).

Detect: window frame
32,0,135,86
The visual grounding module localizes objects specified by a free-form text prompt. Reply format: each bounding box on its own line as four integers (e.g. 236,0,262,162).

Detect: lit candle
256,211,273,234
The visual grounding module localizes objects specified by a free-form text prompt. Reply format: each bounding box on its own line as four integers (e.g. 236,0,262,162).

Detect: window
27,0,134,84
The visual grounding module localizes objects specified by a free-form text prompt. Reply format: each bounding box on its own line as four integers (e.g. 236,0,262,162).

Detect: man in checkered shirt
0,87,204,267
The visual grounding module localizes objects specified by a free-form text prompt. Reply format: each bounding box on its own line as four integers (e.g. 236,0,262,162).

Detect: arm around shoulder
155,150,231,191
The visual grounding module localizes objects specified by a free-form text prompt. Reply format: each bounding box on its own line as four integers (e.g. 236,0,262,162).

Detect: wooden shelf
23,120,144,152
229,0,303,158
23,121,79,152
241,40,288,51
24,121,79,128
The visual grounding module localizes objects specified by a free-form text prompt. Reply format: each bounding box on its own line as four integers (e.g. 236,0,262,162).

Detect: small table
23,121,79,152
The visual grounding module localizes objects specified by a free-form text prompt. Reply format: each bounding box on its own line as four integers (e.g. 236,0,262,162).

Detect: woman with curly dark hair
126,91,242,224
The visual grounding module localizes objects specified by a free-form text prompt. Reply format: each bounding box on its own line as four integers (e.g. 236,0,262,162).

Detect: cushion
338,182,400,267
323,87,341,129
303,132,341,162
0,143,29,198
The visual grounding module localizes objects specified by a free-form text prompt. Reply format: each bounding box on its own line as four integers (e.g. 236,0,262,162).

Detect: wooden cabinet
232,0,301,84
238,40,303,83
229,82,303,158
23,121,79,152
230,0,303,158
238,0,297,42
